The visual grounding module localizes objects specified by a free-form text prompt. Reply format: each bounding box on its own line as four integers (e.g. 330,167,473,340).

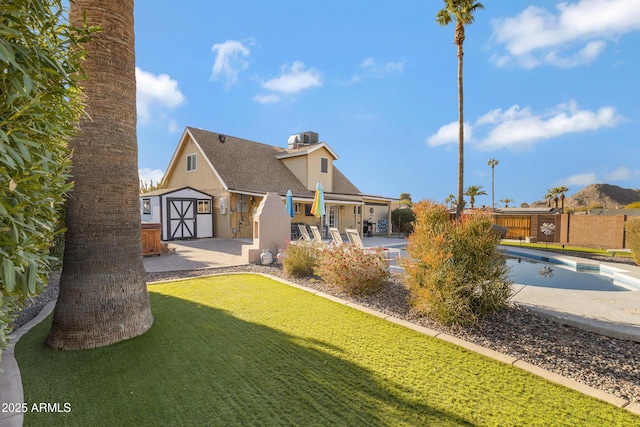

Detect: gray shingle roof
187,127,361,197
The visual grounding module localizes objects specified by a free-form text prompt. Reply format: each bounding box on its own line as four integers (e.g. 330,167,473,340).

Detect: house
141,127,396,240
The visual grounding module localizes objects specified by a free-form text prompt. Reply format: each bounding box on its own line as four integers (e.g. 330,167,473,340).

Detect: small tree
403,201,512,326
464,185,487,209
399,192,413,207
500,198,514,208
140,179,166,194
625,219,640,266
391,207,416,234
0,0,94,354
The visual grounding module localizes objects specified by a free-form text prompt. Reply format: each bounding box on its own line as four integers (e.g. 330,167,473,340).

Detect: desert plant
403,201,512,326
315,245,389,295
625,218,640,266
282,243,319,278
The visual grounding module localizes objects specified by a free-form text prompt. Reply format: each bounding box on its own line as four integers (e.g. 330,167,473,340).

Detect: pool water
505,256,629,292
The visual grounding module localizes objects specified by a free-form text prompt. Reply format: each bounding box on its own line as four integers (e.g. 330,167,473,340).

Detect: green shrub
315,245,389,295
625,218,640,266
403,201,512,326
391,207,415,234
0,0,94,352
282,243,319,278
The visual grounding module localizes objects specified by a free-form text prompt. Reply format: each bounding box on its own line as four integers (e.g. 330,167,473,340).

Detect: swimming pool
505,256,629,292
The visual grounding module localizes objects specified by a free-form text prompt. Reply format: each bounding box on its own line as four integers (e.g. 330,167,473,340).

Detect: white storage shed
140,187,214,241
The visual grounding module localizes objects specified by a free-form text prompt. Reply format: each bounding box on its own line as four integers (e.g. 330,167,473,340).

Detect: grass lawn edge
150,271,639,414
7,272,640,423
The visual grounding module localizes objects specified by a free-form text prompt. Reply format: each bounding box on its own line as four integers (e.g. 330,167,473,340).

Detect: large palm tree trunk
47,0,154,350
456,21,465,218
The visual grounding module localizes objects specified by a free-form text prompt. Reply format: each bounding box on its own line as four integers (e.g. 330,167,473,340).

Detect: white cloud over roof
211,39,253,87
261,61,323,95
138,168,165,184
136,67,185,124
426,100,623,150
490,0,640,68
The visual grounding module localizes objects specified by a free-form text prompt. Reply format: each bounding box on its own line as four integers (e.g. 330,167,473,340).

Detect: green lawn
17,274,637,426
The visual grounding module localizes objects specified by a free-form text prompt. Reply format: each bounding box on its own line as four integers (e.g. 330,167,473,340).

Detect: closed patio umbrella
311,181,325,237
285,189,294,219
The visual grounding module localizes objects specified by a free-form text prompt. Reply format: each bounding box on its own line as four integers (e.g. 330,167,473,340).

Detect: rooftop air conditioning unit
287,134,301,149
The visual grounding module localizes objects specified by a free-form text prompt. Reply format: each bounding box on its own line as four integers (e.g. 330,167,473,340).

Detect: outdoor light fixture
219,134,226,143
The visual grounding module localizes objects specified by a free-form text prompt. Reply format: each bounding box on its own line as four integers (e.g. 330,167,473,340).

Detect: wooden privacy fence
494,216,530,240
493,214,631,248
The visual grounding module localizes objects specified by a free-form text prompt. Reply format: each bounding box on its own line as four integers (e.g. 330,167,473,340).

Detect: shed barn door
167,198,197,240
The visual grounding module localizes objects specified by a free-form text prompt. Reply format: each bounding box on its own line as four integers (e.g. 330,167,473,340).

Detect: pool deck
143,238,640,343
502,246,640,343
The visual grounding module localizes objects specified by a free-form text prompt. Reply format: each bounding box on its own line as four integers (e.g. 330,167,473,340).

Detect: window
197,200,211,214
294,203,302,214
320,157,328,173
186,153,197,171
142,198,151,215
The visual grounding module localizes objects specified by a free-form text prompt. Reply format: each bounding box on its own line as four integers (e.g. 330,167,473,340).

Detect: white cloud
139,168,164,184
211,39,253,87
168,119,179,134
254,94,281,104
605,166,632,181
426,121,474,147
491,0,640,68
136,67,185,124
560,172,598,187
261,61,322,95
476,101,622,150
349,57,405,83
428,101,623,151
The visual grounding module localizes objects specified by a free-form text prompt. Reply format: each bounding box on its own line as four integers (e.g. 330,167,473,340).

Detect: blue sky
134,0,640,207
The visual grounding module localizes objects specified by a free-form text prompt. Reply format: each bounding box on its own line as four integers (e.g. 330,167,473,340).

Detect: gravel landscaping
12,254,640,407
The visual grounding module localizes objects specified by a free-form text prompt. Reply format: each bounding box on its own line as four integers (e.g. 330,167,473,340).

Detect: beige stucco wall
280,156,307,189
165,137,221,190
307,147,333,192
280,146,334,191
363,204,392,234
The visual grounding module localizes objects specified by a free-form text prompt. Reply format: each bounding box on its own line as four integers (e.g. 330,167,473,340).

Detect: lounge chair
344,228,401,259
329,227,345,248
297,224,312,243
309,225,325,244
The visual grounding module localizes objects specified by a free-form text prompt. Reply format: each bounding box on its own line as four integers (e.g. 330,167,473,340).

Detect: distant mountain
530,184,640,210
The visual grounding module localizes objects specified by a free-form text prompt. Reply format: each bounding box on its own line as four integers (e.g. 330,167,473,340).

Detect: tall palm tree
556,186,569,212
464,185,487,209
500,198,514,208
47,0,154,350
444,194,456,210
544,191,554,207
437,0,484,218
487,158,498,209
